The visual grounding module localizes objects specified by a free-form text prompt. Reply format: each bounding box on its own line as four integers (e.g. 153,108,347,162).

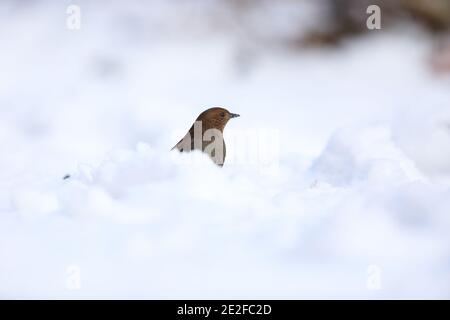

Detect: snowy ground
1,1,450,299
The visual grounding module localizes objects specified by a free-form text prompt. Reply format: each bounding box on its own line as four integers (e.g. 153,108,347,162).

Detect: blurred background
1,0,450,298
1,0,450,181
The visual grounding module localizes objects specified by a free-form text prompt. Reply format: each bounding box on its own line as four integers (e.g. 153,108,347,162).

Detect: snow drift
1,0,450,299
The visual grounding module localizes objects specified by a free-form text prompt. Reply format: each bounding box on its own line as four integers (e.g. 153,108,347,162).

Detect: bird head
196,107,240,132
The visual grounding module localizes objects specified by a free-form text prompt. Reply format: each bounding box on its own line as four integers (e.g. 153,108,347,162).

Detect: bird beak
230,113,240,119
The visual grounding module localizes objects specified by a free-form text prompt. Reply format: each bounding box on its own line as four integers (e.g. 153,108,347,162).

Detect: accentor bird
172,107,240,166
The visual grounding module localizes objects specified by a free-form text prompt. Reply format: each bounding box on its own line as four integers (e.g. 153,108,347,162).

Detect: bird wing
172,125,197,152
172,138,185,152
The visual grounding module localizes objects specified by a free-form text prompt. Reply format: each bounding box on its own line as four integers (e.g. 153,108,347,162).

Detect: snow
1,0,450,299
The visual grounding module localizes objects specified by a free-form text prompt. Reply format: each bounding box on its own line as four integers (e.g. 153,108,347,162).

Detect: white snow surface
1,1,450,299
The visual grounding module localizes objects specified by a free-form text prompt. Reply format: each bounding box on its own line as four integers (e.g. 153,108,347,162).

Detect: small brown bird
172,107,240,166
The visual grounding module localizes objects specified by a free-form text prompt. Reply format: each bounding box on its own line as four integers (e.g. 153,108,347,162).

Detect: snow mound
2,0,450,299
2,126,450,298
311,125,425,186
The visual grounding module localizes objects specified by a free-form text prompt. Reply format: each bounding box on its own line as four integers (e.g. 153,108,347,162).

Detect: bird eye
220,112,225,118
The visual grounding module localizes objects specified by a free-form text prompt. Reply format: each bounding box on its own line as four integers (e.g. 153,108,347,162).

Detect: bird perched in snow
172,107,240,166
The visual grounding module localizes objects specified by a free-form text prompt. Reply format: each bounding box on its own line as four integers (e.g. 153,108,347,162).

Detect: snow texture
1,0,450,298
